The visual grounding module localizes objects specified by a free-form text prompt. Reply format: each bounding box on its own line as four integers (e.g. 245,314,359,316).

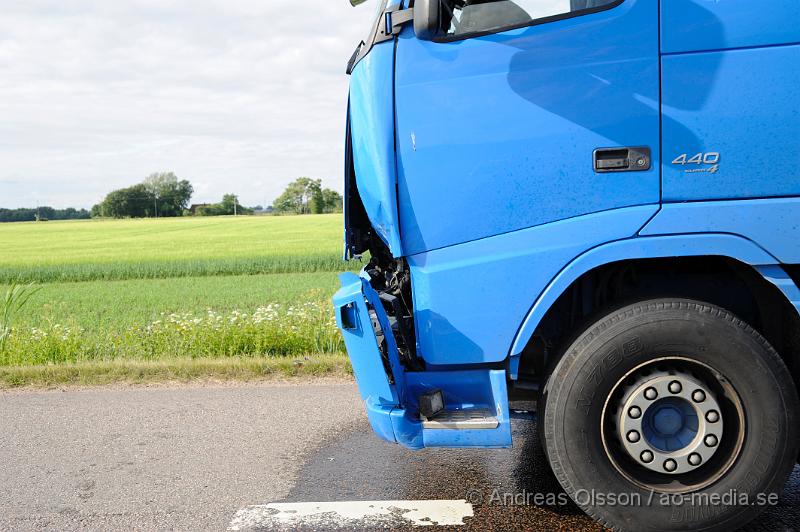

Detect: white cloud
0,0,377,208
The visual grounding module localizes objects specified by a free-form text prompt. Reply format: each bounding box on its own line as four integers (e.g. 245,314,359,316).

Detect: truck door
394,0,661,256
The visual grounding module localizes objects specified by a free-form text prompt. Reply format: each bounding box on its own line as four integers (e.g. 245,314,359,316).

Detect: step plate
422,409,499,430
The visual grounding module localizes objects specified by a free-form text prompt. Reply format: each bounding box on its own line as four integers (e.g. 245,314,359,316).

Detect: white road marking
228,499,474,530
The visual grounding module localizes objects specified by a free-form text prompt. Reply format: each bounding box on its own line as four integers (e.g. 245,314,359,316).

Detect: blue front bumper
333,271,512,450
333,272,423,449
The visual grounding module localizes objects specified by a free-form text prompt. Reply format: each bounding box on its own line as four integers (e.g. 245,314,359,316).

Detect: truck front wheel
541,299,799,531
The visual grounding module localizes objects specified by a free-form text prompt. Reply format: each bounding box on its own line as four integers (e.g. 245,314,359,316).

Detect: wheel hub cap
617,371,723,475
652,405,682,434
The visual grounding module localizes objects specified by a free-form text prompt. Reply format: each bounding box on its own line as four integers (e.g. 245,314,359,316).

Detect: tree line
93,174,342,218
0,207,90,223
2,173,344,222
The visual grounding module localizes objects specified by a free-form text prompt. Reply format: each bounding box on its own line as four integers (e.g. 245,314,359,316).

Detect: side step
405,370,512,448
422,409,499,430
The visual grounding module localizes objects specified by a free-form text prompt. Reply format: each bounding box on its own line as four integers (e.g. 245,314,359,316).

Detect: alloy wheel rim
617,370,723,475
600,357,745,494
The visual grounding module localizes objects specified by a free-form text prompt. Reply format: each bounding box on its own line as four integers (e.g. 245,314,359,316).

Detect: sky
0,0,378,209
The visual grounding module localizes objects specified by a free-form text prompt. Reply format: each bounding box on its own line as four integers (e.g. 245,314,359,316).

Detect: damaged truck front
336,0,511,449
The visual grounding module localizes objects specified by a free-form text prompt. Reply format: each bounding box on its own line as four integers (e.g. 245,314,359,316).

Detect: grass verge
12,272,343,332
0,354,353,389
2,299,345,366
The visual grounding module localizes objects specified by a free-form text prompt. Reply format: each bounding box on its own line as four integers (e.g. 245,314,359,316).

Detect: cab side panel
394,0,660,256
349,41,404,257
661,0,800,53
661,0,800,201
408,205,657,365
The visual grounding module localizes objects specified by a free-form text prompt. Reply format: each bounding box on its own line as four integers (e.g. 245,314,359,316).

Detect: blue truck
334,0,800,529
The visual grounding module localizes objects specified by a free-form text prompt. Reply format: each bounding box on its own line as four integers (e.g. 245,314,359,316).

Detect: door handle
594,147,651,173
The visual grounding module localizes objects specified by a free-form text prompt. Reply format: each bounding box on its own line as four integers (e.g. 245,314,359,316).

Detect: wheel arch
508,233,800,382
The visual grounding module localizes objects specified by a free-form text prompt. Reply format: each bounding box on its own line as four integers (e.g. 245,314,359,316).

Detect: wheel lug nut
705,434,719,447
706,410,720,423
626,430,641,443
692,390,706,403
663,459,678,472
688,453,702,466
668,381,682,394
628,406,642,419
640,450,654,463
644,387,658,400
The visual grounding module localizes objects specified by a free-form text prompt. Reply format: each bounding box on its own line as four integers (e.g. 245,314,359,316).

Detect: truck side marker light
419,389,444,420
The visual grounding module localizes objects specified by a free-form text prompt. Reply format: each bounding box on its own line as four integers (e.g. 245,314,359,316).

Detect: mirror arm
374,6,414,44
347,4,416,75
388,7,415,34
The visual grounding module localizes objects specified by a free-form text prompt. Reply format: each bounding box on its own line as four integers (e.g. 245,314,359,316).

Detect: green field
0,215,346,283
0,215,361,385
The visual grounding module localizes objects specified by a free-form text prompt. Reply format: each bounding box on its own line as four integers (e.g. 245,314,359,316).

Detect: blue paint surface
408,206,657,365
640,198,800,263
662,45,800,201
662,0,800,54
349,42,403,256
394,0,659,255
333,273,400,406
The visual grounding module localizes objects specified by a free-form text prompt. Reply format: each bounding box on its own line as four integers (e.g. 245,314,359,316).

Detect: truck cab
334,1,800,529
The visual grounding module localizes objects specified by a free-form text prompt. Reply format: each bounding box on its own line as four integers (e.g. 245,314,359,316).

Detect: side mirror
413,0,441,41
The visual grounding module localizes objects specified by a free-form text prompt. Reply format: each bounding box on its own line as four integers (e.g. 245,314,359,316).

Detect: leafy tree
272,177,320,215
321,189,343,213
310,182,325,214
102,183,152,218
143,172,193,217
97,172,193,218
272,178,342,214
220,194,239,215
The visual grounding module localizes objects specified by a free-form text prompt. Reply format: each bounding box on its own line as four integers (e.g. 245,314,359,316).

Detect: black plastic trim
343,105,373,259
785,265,800,290
346,0,390,75
432,0,626,44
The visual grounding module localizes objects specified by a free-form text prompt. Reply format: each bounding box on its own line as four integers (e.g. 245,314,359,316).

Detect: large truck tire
540,299,799,531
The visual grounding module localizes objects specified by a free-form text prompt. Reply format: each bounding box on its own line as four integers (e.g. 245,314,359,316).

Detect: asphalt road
1,382,799,531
